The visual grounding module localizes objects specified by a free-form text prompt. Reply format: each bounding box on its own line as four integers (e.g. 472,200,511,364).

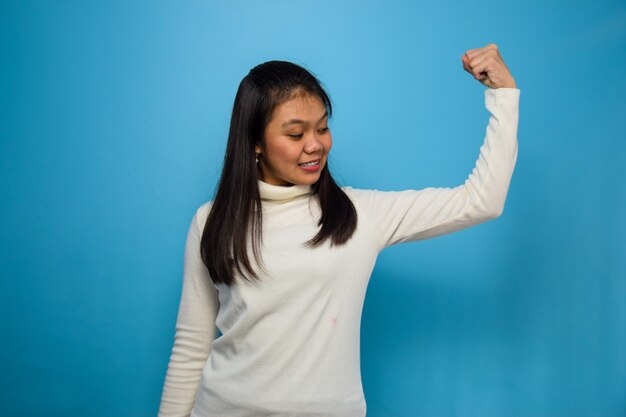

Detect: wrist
499,76,517,89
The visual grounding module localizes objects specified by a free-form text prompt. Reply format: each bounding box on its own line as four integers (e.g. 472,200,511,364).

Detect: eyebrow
281,110,328,128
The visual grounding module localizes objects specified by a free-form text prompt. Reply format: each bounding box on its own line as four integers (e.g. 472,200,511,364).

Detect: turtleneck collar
258,180,313,203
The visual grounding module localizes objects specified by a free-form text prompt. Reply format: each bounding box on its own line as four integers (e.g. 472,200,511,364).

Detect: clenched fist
461,44,517,89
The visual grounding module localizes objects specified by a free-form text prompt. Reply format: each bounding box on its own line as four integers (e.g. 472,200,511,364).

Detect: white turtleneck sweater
158,87,520,417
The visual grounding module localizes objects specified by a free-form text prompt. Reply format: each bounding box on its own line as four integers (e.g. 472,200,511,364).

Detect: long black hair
200,60,357,287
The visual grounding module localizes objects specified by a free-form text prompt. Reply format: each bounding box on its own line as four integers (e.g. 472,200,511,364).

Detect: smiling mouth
298,159,320,167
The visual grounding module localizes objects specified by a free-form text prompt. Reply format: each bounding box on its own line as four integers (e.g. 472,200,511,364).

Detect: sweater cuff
484,87,520,108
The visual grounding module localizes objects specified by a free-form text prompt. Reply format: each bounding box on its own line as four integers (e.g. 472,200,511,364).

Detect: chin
287,176,317,186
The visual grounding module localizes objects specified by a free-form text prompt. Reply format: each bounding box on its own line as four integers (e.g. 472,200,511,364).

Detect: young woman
158,44,519,417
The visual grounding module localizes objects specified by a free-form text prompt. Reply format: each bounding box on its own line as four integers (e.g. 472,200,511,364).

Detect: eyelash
289,127,329,139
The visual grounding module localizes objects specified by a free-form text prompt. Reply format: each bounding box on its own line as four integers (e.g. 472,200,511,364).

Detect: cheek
324,135,333,153
268,142,300,162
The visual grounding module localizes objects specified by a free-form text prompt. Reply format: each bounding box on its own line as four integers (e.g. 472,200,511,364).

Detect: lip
298,158,321,165
298,158,321,172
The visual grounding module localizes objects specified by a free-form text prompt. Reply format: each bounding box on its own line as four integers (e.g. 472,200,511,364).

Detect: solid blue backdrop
1,1,624,416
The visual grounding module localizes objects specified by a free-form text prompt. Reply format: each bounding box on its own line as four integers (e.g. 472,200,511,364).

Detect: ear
255,144,263,154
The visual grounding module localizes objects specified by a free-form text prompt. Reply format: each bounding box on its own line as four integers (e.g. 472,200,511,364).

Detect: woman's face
255,93,332,186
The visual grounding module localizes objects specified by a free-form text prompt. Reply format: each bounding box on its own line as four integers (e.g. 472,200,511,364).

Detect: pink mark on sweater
330,316,337,326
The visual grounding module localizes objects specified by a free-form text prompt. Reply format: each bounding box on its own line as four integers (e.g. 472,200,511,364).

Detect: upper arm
348,185,495,250
177,204,220,339
158,203,219,416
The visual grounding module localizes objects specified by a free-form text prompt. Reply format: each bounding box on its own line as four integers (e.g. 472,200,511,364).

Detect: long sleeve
346,87,520,251
158,206,219,417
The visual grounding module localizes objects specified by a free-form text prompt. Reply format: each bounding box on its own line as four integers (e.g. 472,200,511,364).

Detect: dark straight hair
200,60,357,287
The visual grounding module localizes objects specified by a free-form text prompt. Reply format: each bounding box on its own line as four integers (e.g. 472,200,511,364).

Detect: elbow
471,198,505,222
464,185,509,223
485,202,505,220
489,208,503,220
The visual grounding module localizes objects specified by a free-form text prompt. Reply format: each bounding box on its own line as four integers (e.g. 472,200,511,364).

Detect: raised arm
158,205,219,417
345,45,520,251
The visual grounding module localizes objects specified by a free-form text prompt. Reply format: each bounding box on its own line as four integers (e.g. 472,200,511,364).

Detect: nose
304,132,323,154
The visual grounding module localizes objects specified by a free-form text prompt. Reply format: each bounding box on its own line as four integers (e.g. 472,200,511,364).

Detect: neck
258,180,313,203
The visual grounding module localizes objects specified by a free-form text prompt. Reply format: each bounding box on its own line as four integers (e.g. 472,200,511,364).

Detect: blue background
1,1,625,416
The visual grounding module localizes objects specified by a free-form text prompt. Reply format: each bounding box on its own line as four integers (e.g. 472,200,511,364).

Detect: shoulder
340,185,367,203
194,200,215,229
341,185,378,197
340,185,392,213
341,185,404,203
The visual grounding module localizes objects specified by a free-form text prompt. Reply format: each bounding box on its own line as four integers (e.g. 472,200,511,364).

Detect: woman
158,44,519,417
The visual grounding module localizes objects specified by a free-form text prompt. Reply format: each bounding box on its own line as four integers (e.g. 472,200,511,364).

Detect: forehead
269,94,326,125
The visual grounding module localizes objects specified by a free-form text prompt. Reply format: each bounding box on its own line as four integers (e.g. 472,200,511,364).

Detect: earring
255,153,260,164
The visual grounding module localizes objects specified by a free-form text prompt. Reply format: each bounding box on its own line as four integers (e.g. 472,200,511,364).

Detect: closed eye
288,127,329,139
